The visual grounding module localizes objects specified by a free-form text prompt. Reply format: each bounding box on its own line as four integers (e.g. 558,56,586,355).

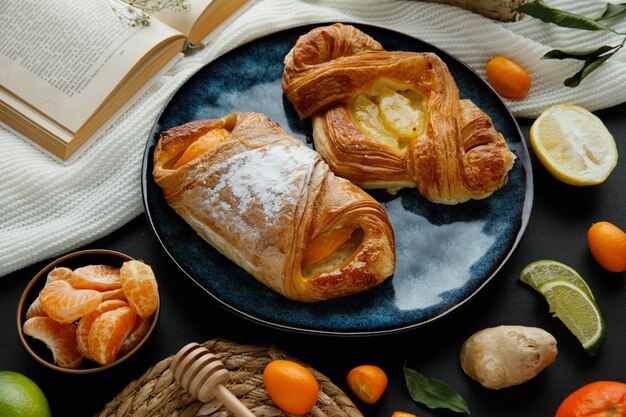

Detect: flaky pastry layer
153,112,395,302
282,23,516,204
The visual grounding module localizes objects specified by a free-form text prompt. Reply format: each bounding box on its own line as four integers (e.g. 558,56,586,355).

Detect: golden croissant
282,23,516,205
152,112,395,302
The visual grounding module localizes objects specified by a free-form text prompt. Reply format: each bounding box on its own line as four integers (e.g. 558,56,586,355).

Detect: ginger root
459,325,557,389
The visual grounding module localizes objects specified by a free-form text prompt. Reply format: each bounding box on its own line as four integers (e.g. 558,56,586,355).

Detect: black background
1,103,625,416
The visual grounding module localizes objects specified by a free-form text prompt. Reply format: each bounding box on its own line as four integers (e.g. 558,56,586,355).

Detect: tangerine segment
71,265,122,291
119,260,159,318
100,287,127,302
88,306,137,365
47,267,74,283
25,298,47,320
118,316,150,358
26,267,75,319
76,299,129,359
23,316,83,368
39,280,102,324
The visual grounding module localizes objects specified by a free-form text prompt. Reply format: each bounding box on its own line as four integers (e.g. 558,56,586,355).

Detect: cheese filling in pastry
153,112,395,302
282,23,516,205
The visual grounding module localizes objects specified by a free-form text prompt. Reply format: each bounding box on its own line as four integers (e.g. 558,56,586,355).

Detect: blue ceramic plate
142,23,533,335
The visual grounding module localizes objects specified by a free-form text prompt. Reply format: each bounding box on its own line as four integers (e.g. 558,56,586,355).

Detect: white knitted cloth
1,0,625,277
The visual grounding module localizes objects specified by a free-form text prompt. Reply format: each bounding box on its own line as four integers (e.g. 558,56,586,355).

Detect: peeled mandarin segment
76,299,129,358
302,225,357,267
350,94,398,147
378,87,424,138
88,306,137,365
23,316,83,368
119,260,159,318
100,287,127,302
25,298,47,320
27,266,75,319
118,316,150,358
46,267,74,283
173,128,230,169
71,265,122,291
39,280,102,324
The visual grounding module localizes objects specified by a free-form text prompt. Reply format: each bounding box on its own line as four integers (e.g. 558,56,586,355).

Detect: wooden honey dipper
170,342,256,417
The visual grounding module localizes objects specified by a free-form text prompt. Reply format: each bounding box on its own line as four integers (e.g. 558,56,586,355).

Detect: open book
0,0,252,161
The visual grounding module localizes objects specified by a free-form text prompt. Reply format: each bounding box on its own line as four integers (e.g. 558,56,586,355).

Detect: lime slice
530,104,618,186
520,259,595,301
538,279,606,356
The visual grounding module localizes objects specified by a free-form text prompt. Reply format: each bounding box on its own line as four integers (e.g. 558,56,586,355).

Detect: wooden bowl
16,249,160,374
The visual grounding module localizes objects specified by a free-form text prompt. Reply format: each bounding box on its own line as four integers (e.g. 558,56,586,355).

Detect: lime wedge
530,104,618,186
537,279,606,356
520,259,595,301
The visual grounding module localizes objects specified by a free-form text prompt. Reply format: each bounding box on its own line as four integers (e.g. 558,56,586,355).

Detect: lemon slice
530,104,617,186
537,279,606,356
520,259,595,301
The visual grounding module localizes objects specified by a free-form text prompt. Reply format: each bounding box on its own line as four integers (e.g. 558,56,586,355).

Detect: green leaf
403,365,470,414
518,0,614,31
564,50,618,87
594,3,626,21
543,45,615,60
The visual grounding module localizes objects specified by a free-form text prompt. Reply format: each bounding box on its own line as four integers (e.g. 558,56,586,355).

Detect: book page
152,0,252,45
0,0,183,135
150,0,209,38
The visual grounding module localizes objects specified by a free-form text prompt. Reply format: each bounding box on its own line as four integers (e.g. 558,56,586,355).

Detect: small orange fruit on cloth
347,364,388,404
588,221,626,273
120,260,159,318
39,280,102,324
391,413,417,417
23,316,83,368
555,381,626,417
263,359,320,415
485,56,531,99
76,299,129,358
71,265,122,291
88,306,137,365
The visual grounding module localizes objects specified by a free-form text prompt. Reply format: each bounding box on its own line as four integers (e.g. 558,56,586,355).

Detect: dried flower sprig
109,0,190,27
517,0,626,87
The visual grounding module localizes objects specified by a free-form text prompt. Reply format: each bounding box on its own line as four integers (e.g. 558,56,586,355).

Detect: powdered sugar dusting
218,144,315,219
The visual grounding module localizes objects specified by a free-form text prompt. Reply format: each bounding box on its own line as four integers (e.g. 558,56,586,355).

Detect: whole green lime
0,371,51,417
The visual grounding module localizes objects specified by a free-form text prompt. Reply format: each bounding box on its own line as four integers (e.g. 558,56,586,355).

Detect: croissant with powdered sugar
152,112,395,302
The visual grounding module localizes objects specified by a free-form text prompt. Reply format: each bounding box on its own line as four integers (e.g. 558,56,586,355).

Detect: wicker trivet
96,339,363,417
